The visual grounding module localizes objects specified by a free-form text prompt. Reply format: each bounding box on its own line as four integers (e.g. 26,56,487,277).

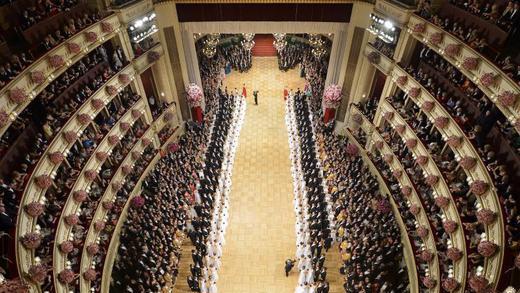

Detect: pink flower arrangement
462,57,479,71
392,170,402,179
102,200,114,210
58,269,75,284
148,51,161,62
421,101,435,112
186,83,204,107
85,170,97,181
108,135,120,145
442,277,459,292
416,226,429,238
425,174,439,186
416,155,428,166
131,151,140,160
48,152,64,164
28,264,47,284
120,122,131,131
409,87,421,98
377,199,391,214
63,131,78,143
476,209,496,225
443,219,458,233
446,136,462,148
65,214,79,226
77,113,92,125
35,175,52,189
401,186,413,197
95,152,108,161
384,154,393,163
0,109,9,127
367,51,380,64
445,44,461,58
101,21,113,33
460,157,477,170
164,111,174,121
383,112,394,121
435,196,450,208
59,240,74,254
412,23,426,33
20,232,42,249
409,204,421,215
0,278,29,292
429,32,443,46
446,247,463,261
478,240,498,257
131,109,142,119
67,42,81,54
112,181,122,191
91,99,105,110
395,124,406,134
94,220,105,231
25,202,44,217
9,87,28,104
470,180,489,196
87,243,100,255
83,268,97,281
434,116,449,128
168,142,180,153
48,54,64,68
122,164,133,175
73,190,88,202
422,276,436,289
132,195,145,208
142,137,152,146
479,72,497,87
405,138,417,148
106,85,117,96
30,70,45,85
119,73,130,84
469,275,490,292
497,90,518,107
352,113,363,124
345,143,359,156
396,75,408,86
85,31,98,43
375,141,384,150
322,84,343,108
420,249,434,262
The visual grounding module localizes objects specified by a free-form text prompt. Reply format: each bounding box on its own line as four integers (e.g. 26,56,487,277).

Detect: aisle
217,57,305,292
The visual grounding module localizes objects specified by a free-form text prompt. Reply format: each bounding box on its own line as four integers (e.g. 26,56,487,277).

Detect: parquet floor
216,57,305,293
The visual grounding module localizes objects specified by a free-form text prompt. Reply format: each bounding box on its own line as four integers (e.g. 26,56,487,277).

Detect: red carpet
251,34,276,56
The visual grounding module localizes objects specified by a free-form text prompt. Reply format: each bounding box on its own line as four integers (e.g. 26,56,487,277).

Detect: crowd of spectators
220,43,252,73
371,38,396,60
447,0,519,31
18,0,80,30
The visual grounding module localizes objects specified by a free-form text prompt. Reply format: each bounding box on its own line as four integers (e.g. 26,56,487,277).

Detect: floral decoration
59,241,74,254
429,32,443,45
434,116,449,128
322,84,343,108
28,264,47,284
87,243,100,255
384,154,393,163
131,151,140,160
132,196,145,208
35,175,52,189
422,276,436,289
48,152,64,164
479,72,496,87
405,138,417,148
447,247,463,261
122,164,133,175
83,269,97,281
345,143,359,156
49,54,65,68
30,70,45,85
377,199,391,214
102,201,114,210
65,214,79,226
131,109,142,119
392,170,402,179
396,75,408,86
85,31,98,42
9,87,28,104
462,57,479,71
119,73,130,84
476,209,496,225
73,190,88,202
168,142,180,153
85,170,97,181
445,44,461,57
470,180,489,196
148,51,160,62
63,131,78,143
443,220,458,233
0,109,9,127
410,204,421,215
421,101,435,112
20,232,42,249
95,152,108,161
352,113,363,124
142,138,152,146
108,135,120,145
94,221,105,231
497,90,518,107
77,113,92,125
416,226,429,238
459,156,477,170
375,141,384,150
469,275,489,292
446,136,462,148
401,186,413,197
434,196,450,208
416,155,428,166
412,23,426,33
91,99,105,110
442,277,459,292
420,249,434,262
0,278,29,292
25,202,44,217
106,85,117,96
395,124,406,134
409,87,421,98
67,42,81,54
112,181,122,191
426,174,439,186
101,21,113,33
477,240,498,257
120,122,131,131
58,269,75,284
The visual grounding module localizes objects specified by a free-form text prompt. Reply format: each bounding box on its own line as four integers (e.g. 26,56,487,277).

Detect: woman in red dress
242,83,247,98
283,86,288,100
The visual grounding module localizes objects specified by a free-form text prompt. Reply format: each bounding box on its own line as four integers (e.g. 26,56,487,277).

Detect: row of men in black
293,92,332,293
187,92,236,292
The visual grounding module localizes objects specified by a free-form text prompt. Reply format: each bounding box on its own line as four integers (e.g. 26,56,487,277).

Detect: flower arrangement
85,31,98,42
186,83,204,107
9,87,28,104
58,269,75,284
30,70,45,85
426,174,439,186
410,204,421,215
106,85,117,96
119,73,130,84
469,275,489,292
77,113,91,125
384,154,393,163
102,200,114,210
478,240,498,257
442,277,459,292
91,99,105,110
345,143,359,156
65,214,79,226
35,175,52,189
73,190,88,202
101,21,113,33
132,196,145,208
497,91,518,107
422,276,436,289
63,131,78,143
462,57,479,71
434,116,449,128
49,152,64,164
446,136,462,148
95,152,108,161
435,196,450,209
443,219,458,233
417,226,429,238
131,109,142,119
28,264,47,284
59,241,74,254
421,101,435,112
392,170,402,179
85,170,97,181
476,209,496,225
395,124,406,134
122,164,133,175
148,51,161,62
447,247,463,261
375,141,384,150
108,135,120,145
83,268,97,281
0,109,9,127
67,42,81,54
412,23,426,33
20,232,42,249
352,113,363,124
322,84,343,108
416,155,428,166
367,51,380,64
0,278,29,292
164,111,174,121
479,72,497,87
420,249,434,262
429,32,443,46
94,220,105,231
401,186,413,197
25,202,44,217
470,180,489,196
409,87,421,98
445,44,461,58
142,137,152,146
460,157,477,170
396,75,408,86
168,142,180,153
383,112,394,120
120,122,131,131
377,199,391,214
87,243,100,255
49,54,64,68
405,138,418,148
131,151,140,160
112,181,122,191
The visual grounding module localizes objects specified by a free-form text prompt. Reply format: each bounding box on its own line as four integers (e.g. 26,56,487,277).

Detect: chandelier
273,39,287,52
202,45,216,58
308,34,321,47
312,46,327,59
242,40,255,51
242,33,255,42
273,33,286,42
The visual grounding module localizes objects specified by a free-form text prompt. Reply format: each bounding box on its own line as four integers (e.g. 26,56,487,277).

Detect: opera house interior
0,0,519,292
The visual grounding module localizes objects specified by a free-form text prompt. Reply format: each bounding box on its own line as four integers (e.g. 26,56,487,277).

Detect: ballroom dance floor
216,57,304,292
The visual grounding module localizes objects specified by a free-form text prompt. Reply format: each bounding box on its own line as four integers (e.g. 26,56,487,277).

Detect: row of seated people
448,0,520,31
352,96,378,123
18,0,80,30
371,38,396,60
317,126,409,292
0,10,104,90
416,0,519,84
